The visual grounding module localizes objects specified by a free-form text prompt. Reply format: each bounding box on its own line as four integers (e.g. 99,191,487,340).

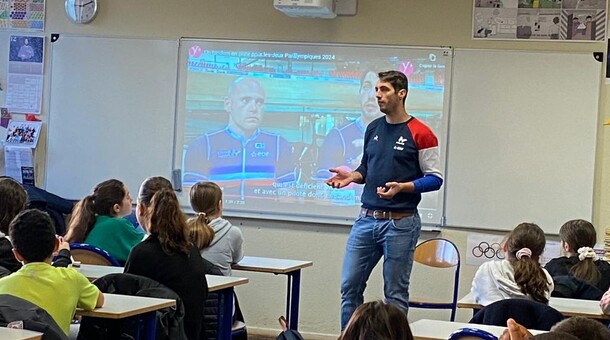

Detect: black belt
360,208,414,220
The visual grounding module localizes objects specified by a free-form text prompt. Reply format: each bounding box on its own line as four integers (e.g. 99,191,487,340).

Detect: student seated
499,316,610,340
187,181,244,276
471,222,553,306
544,219,610,298
0,177,71,273
124,176,208,340
65,179,144,263
0,209,103,334
338,300,413,340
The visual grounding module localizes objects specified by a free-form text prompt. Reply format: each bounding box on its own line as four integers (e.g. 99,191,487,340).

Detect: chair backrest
469,298,564,331
0,294,68,340
409,238,461,321
69,243,121,266
414,238,460,268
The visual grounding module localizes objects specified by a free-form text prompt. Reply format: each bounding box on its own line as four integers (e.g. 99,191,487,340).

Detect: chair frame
409,237,461,321
69,243,121,266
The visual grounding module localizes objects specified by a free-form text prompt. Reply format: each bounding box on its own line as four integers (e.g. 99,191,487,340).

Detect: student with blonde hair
188,181,243,276
544,219,610,295
471,222,554,305
65,179,143,263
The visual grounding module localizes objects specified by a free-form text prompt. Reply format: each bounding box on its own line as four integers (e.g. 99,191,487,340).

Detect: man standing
184,77,295,198
326,70,443,329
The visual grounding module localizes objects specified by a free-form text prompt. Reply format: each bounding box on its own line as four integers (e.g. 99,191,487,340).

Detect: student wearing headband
545,219,610,299
471,222,554,306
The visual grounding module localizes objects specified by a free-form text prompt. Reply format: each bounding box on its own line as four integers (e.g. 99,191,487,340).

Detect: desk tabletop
232,256,313,274
410,319,544,339
206,275,249,292
78,264,122,280
0,328,42,340
78,264,248,292
457,292,610,319
75,293,176,319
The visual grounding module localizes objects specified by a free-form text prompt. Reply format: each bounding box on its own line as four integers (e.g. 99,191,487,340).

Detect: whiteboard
445,49,600,233
45,36,178,199
173,39,452,226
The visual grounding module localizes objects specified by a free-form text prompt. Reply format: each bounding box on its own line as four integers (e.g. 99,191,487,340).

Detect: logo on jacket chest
393,136,408,151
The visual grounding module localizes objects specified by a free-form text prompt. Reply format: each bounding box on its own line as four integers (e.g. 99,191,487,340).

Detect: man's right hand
325,167,357,189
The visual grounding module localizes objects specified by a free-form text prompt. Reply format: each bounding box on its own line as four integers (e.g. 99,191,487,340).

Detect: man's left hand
377,182,403,199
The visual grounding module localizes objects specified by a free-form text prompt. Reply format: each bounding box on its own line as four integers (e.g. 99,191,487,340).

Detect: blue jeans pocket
390,215,420,231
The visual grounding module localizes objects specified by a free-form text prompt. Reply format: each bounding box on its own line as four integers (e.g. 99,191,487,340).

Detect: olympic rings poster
466,233,561,266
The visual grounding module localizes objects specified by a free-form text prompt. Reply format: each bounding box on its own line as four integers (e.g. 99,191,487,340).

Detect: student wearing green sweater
65,179,144,263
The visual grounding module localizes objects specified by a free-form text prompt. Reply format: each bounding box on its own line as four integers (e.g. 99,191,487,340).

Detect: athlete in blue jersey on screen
183,77,295,199
326,70,443,330
316,70,383,204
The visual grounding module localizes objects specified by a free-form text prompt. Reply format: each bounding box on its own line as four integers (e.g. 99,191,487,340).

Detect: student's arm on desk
96,289,105,308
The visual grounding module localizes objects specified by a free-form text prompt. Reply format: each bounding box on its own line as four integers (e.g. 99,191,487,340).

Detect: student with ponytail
471,222,554,306
544,219,610,296
124,176,208,340
187,181,244,276
64,179,143,264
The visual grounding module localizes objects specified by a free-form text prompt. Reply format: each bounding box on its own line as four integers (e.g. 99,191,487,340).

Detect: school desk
457,292,610,319
78,264,249,338
75,293,176,340
232,256,313,330
410,319,545,339
0,327,42,340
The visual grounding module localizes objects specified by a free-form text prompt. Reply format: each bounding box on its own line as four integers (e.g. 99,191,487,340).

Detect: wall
37,0,609,336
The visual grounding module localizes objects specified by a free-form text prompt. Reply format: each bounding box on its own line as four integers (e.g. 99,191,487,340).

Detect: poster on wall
5,35,44,114
473,0,606,41
0,0,44,31
466,232,560,266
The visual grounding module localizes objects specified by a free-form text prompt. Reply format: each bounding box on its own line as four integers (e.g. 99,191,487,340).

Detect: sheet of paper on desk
4,146,32,183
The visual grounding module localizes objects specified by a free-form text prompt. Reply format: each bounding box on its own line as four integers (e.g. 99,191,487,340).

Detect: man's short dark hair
551,316,610,340
10,209,56,262
378,70,409,103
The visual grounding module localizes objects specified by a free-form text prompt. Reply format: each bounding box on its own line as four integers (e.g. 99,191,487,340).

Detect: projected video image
177,40,449,224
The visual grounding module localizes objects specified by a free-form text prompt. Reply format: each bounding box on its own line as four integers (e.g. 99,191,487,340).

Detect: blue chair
408,238,461,321
69,243,121,266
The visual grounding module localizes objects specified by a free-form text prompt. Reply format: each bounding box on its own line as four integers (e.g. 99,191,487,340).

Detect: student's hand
600,289,610,314
53,236,70,256
499,318,532,340
57,236,70,251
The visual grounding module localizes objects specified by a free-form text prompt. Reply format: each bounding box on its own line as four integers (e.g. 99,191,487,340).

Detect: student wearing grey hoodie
188,181,244,276
471,222,554,306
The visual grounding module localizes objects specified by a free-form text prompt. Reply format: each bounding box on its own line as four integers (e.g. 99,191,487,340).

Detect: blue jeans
339,213,421,330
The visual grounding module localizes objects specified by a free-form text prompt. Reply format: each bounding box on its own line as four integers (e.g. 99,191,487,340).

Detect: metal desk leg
217,287,234,340
285,269,301,330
